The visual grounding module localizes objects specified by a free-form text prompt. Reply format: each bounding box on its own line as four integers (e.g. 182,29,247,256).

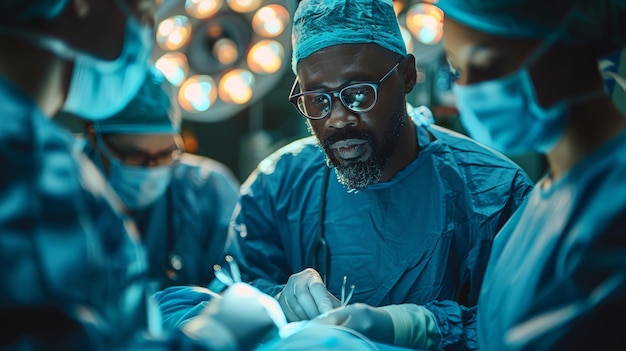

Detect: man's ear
400,54,417,94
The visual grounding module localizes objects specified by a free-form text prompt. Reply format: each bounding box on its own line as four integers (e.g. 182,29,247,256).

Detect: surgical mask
107,158,172,210
0,0,153,120
452,5,608,155
63,0,153,120
94,130,172,210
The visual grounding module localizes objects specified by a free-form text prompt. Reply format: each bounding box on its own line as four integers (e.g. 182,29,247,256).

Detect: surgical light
185,0,222,19
155,52,190,86
226,0,262,13
247,40,284,74
213,38,239,65
153,0,295,122
405,3,443,45
252,4,290,38
219,69,255,105
178,75,218,113
157,15,192,51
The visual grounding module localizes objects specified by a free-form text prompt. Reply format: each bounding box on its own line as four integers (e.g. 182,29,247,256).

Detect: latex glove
312,303,395,345
277,268,341,322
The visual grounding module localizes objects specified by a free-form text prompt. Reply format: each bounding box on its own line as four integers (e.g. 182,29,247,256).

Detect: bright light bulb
185,0,223,19
157,16,192,51
155,52,190,86
405,3,443,45
178,75,218,112
247,40,284,74
219,69,255,104
213,38,239,65
252,5,289,38
226,0,262,13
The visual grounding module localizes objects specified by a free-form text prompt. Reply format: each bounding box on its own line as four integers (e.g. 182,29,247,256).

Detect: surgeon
172,0,536,349
430,0,626,349
0,0,248,350
0,0,162,348
80,68,240,290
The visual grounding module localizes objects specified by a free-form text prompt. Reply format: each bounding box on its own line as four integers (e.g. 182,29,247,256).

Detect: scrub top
0,76,152,348
81,142,240,290
226,118,534,349
477,130,626,351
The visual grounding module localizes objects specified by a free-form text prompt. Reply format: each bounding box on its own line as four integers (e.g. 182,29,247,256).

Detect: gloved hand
277,268,341,322
312,303,395,345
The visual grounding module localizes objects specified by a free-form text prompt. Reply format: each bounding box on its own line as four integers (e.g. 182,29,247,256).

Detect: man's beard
310,106,406,191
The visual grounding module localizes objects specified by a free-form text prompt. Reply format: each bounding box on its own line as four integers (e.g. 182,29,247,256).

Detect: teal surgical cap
437,0,626,56
96,68,182,134
0,0,68,21
291,0,407,74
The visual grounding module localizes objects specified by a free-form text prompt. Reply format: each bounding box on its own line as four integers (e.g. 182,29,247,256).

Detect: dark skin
0,0,156,116
298,43,419,183
443,17,626,180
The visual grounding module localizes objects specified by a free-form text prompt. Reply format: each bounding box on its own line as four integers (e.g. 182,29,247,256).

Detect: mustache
322,128,373,149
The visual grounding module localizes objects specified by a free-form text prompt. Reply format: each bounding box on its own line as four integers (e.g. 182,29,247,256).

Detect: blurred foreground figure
0,1,244,350
439,0,626,349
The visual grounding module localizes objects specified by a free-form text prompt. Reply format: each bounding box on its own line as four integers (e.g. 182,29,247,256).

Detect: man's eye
311,95,329,105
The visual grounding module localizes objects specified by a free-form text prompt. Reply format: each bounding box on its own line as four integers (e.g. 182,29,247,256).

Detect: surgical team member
0,0,254,350
80,68,240,290
202,0,534,349
0,0,161,348
432,0,626,349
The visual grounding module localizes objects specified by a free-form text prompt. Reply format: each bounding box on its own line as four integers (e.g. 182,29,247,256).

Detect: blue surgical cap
0,0,68,22
291,0,407,74
96,68,182,134
437,0,626,56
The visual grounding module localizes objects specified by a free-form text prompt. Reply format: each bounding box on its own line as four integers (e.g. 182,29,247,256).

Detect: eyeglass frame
288,61,401,120
102,135,183,167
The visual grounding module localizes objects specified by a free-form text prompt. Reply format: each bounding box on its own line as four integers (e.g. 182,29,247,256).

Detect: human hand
278,268,341,322
313,303,395,345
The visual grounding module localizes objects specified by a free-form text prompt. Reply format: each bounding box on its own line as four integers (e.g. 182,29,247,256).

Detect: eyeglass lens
296,83,377,119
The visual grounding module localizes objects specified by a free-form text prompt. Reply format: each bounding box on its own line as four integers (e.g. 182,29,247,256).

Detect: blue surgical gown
224,120,534,349
81,142,240,290
477,130,626,350
0,76,152,348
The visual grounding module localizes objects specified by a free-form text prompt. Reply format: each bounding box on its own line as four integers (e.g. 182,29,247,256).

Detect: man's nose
326,95,358,129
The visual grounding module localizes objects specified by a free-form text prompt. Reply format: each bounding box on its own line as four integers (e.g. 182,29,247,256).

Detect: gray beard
311,101,407,191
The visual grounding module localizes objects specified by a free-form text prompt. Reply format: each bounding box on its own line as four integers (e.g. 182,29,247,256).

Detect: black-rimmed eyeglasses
103,136,182,167
288,61,400,120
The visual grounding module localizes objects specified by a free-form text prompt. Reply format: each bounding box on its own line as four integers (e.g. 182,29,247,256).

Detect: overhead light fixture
404,2,444,45
152,0,295,123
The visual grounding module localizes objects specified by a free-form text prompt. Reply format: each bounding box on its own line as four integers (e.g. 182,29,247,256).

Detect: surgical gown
0,77,152,348
477,130,626,350
81,142,240,290
224,119,534,349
